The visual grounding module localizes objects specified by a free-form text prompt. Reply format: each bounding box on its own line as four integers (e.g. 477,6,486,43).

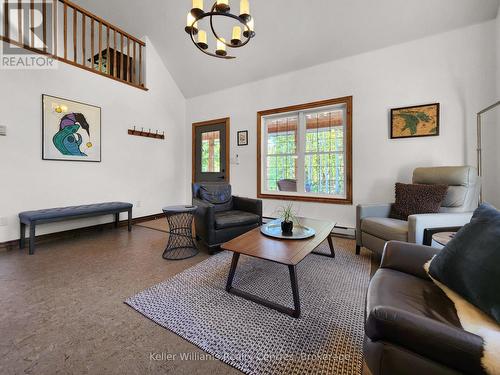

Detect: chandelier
185,0,255,59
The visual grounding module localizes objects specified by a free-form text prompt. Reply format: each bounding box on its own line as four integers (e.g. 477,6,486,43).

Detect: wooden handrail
42,0,47,52
62,0,145,46
1,0,147,90
3,1,9,40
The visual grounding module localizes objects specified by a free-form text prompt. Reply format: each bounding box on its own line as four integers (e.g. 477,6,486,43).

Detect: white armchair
356,166,480,256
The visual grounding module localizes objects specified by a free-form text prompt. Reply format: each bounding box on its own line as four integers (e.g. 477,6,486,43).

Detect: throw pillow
199,184,233,211
389,183,448,220
428,203,500,324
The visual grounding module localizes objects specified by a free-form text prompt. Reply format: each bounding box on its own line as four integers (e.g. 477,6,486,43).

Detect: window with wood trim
257,97,352,204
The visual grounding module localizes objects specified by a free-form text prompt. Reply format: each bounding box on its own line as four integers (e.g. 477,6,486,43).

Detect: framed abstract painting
390,103,440,139
42,95,101,162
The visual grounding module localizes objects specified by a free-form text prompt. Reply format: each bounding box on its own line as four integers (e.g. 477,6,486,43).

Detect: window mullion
262,119,268,192
297,111,306,193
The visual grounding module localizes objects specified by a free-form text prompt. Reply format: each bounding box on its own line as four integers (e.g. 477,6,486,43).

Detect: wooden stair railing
1,0,146,90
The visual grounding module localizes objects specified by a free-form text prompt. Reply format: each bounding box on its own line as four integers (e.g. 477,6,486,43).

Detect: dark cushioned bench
19,202,133,255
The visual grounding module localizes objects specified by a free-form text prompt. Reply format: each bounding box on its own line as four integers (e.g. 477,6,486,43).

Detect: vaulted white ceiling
77,0,499,98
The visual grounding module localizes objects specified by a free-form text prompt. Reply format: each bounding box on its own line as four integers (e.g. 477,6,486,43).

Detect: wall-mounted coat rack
128,126,165,140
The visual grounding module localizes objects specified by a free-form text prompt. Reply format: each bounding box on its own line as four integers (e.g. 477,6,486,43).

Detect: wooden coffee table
221,217,336,318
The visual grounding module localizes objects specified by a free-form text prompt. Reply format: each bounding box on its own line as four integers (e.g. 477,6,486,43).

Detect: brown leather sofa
364,241,486,375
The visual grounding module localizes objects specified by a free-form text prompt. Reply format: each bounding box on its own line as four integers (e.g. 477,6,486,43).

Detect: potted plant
276,202,298,236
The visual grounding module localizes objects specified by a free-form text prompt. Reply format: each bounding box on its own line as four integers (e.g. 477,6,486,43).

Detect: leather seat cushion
367,268,461,327
19,202,132,223
361,217,408,242
214,210,260,230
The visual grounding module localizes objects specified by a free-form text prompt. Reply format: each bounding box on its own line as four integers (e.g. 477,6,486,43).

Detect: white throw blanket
424,260,500,375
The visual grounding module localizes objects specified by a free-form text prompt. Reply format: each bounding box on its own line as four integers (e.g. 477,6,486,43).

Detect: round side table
432,232,456,247
162,205,198,260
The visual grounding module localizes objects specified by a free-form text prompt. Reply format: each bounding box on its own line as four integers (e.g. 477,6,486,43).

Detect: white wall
0,38,187,242
186,21,498,227
481,8,500,208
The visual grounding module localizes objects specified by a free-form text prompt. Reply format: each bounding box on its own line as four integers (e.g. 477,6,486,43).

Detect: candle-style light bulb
197,30,208,49
192,0,203,11
243,18,255,38
216,38,227,56
216,0,230,12
185,12,198,34
240,0,249,16
248,18,254,31
231,26,242,45
191,0,204,17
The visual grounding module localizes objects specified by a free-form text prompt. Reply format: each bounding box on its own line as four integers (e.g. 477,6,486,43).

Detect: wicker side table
162,205,198,260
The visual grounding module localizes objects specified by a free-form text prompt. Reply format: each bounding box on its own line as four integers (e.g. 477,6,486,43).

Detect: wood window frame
192,117,231,183
257,96,353,205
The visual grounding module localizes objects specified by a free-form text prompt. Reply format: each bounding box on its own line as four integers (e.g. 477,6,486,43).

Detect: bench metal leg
29,223,36,255
20,223,26,249
115,213,120,228
127,209,132,232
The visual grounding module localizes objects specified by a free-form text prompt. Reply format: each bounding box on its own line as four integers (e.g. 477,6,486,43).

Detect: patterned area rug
126,239,370,375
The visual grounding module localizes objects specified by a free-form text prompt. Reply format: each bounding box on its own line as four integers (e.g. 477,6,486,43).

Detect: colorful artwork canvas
390,103,440,139
42,95,101,162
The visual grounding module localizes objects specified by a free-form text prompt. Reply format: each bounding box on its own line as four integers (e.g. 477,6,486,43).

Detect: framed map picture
42,95,101,162
390,103,440,139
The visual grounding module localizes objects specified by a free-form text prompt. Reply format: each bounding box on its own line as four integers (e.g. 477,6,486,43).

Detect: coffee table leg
225,254,301,318
327,235,335,257
226,253,240,291
288,265,301,318
312,235,335,258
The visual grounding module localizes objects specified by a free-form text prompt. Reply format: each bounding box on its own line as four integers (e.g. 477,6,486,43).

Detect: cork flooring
0,220,368,375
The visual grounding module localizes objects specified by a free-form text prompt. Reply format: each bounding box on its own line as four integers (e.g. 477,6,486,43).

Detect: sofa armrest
192,198,215,242
365,306,484,374
380,241,439,280
233,196,263,224
356,203,392,244
408,212,472,245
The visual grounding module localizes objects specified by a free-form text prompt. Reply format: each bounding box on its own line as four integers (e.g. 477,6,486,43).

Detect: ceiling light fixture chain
185,0,255,59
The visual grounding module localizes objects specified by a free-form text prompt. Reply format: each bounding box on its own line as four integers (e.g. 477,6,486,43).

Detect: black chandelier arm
189,24,235,59
206,2,252,49
187,2,255,59
208,11,252,49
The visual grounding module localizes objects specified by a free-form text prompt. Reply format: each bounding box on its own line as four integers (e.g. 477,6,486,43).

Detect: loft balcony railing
1,0,146,90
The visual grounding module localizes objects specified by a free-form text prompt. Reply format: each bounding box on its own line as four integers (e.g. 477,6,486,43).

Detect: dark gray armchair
192,183,262,253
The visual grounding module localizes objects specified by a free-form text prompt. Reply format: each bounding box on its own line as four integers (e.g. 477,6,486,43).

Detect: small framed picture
390,103,440,139
237,130,248,146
